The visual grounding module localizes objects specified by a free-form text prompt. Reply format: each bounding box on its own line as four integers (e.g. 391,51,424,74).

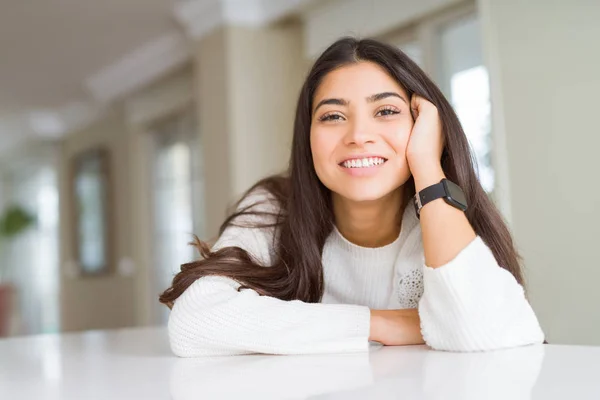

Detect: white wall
479,0,600,345
226,24,307,197
194,23,307,237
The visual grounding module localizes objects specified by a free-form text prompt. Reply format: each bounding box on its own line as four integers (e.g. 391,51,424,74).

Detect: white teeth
342,157,386,168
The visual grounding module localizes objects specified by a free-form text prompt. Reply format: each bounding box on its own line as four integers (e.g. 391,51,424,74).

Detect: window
150,110,204,324
388,6,495,195
72,149,111,275
438,15,494,192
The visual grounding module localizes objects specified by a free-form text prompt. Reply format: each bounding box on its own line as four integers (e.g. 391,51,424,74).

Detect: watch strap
413,179,446,218
413,178,468,219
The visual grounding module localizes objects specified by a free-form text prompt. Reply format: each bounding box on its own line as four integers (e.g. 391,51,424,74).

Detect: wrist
413,165,445,193
369,309,383,342
369,309,425,346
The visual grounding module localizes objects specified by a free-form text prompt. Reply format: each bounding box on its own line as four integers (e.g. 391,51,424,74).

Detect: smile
339,157,387,168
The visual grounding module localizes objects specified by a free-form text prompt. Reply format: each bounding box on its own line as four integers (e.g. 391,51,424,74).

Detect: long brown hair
159,37,523,309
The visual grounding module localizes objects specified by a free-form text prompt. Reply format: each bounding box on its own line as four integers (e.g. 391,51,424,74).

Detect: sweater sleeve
418,236,545,352
167,188,371,357
168,276,371,356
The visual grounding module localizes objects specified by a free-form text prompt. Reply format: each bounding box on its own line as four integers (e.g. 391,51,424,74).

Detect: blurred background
0,0,598,345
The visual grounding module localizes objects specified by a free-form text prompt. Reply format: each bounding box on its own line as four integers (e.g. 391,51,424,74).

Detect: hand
369,309,425,346
406,95,445,178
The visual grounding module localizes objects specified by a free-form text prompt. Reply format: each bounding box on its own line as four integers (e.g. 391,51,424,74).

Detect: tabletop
1,326,599,399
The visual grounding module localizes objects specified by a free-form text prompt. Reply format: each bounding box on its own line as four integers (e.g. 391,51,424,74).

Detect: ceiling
0,0,322,154
0,0,180,153
0,0,178,111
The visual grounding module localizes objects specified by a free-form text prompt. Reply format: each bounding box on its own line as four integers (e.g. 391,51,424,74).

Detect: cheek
385,122,412,156
395,133,411,156
310,128,336,171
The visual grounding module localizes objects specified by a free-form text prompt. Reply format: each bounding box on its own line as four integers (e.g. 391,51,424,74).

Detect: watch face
443,179,467,209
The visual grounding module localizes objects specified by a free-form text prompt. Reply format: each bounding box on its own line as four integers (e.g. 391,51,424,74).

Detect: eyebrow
313,91,407,115
367,92,407,104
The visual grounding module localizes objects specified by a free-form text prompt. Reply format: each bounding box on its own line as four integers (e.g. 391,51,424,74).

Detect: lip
337,154,388,165
337,154,388,178
338,162,385,177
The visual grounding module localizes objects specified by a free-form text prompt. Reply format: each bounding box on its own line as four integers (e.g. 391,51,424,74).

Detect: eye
376,106,400,117
319,112,345,122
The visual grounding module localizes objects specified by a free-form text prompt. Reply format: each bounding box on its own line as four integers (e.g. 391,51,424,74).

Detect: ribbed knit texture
168,190,544,356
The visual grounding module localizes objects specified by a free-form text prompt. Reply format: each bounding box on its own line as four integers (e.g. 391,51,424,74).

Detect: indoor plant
0,205,35,336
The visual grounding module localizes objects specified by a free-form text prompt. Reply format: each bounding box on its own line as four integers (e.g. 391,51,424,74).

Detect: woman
159,37,545,357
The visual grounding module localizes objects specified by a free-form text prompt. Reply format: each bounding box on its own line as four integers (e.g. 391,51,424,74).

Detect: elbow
169,335,193,358
167,303,216,357
421,313,546,352
419,296,546,352
165,276,263,357
424,332,546,353
167,301,242,357
167,313,196,358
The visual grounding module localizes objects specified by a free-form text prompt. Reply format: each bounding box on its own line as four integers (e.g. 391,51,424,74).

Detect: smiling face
310,61,414,204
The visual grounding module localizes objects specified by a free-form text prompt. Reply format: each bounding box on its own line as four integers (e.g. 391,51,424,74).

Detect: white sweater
168,190,544,356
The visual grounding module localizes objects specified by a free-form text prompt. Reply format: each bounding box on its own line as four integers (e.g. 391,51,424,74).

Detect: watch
413,178,468,219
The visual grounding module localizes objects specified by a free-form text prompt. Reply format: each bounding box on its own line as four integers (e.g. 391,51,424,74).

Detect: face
310,61,414,204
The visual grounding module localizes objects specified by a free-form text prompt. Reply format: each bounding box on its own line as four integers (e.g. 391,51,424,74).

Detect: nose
344,116,375,146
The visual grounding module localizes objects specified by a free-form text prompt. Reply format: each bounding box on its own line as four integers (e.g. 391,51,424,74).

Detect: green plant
0,205,35,239
0,205,36,282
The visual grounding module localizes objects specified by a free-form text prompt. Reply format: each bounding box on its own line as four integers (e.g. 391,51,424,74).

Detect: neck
333,187,405,248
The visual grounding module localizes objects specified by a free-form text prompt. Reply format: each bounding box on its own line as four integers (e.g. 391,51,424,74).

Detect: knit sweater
168,190,545,356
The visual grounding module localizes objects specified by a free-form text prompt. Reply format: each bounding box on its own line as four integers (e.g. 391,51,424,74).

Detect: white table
1,326,599,399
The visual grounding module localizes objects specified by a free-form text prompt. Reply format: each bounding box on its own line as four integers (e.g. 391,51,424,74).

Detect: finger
410,95,420,120
411,94,420,111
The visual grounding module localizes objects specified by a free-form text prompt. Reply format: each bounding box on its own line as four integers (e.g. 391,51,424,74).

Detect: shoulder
228,176,288,225
234,186,282,220
211,184,285,266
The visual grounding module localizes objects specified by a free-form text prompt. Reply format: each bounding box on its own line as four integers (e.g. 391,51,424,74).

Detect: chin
333,186,395,203
328,174,409,204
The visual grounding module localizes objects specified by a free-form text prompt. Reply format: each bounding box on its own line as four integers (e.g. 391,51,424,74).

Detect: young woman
159,37,545,357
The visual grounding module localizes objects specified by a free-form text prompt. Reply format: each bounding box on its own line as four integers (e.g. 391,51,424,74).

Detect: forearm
413,165,476,268
369,309,425,346
169,276,372,356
